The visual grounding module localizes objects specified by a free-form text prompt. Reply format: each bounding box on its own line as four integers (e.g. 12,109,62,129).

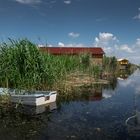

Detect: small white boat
10,91,57,106
117,77,124,80
0,88,9,95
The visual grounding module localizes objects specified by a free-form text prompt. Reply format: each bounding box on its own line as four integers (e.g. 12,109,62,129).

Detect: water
1,69,140,140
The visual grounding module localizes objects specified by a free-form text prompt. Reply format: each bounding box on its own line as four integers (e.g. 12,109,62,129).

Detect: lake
0,69,140,140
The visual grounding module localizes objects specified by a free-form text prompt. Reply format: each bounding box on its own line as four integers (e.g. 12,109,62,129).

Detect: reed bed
0,39,100,92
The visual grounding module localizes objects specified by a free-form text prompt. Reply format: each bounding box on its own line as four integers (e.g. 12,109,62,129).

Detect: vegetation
0,103,44,139
103,56,117,73
0,39,102,91
0,39,136,93
0,39,45,90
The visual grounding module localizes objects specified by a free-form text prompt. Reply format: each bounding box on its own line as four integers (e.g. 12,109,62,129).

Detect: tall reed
0,39,82,90
0,39,101,91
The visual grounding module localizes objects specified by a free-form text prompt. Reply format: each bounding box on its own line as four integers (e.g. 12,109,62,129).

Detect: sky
0,0,140,64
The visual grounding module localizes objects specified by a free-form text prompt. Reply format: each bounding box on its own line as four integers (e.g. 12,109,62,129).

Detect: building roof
117,58,129,62
39,47,105,55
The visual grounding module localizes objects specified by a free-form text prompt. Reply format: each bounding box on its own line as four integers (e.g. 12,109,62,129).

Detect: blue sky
0,0,140,64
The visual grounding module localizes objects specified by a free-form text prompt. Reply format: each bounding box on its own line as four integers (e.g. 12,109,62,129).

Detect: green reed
0,39,102,91
0,39,84,90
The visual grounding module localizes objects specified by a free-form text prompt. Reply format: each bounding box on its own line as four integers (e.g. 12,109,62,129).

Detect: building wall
117,59,129,65
119,65,127,70
39,47,104,67
92,54,103,58
117,59,129,70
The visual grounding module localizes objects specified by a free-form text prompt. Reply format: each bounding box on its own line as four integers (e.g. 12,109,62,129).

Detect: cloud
94,32,118,48
48,44,53,47
136,38,140,46
94,32,140,64
119,44,133,53
64,0,71,4
58,42,85,47
96,32,117,41
58,42,65,47
15,0,41,4
133,8,140,20
133,14,140,20
68,32,80,38
38,44,44,47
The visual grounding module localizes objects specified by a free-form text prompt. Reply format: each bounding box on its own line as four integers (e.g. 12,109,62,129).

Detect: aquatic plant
0,39,103,91
0,39,84,90
103,56,117,72
0,39,44,90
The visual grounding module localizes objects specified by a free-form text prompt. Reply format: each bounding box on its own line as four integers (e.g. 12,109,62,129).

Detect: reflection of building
88,88,115,101
119,74,128,79
88,89,103,101
117,59,129,70
117,73,128,80
39,47,105,66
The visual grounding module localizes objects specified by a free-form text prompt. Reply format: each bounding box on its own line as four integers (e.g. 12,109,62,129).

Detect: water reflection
126,79,140,138
0,102,57,140
117,69,134,80
16,102,57,115
43,70,138,140
117,71,129,80
0,69,138,140
60,78,120,106
58,80,118,104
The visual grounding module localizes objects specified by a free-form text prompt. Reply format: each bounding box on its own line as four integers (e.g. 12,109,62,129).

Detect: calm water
1,69,140,140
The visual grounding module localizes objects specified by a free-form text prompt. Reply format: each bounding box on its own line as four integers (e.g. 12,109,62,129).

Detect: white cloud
58,42,65,47
133,14,140,20
136,38,140,46
94,32,140,64
58,42,85,47
133,8,140,20
15,0,41,4
68,32,80,38
64,0,71,4
98,32,117,41
94,32,118,48
65,43,85,47
38,44,44,47
129,56,140,65
119,44,133,53
48,44,53,47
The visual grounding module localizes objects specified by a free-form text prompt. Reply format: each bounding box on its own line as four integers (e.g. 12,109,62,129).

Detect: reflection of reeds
0,39,102,92
0,103,43,139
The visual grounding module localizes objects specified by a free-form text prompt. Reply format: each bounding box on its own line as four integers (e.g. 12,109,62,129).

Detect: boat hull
10,91,57,106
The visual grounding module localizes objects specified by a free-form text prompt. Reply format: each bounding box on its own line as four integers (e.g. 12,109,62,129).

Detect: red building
39,47,105,66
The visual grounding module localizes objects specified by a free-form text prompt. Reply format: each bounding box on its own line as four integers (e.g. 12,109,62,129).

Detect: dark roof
39,47,105,55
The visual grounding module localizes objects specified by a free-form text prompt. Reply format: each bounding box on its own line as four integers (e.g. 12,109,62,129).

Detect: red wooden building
39,47,105,66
